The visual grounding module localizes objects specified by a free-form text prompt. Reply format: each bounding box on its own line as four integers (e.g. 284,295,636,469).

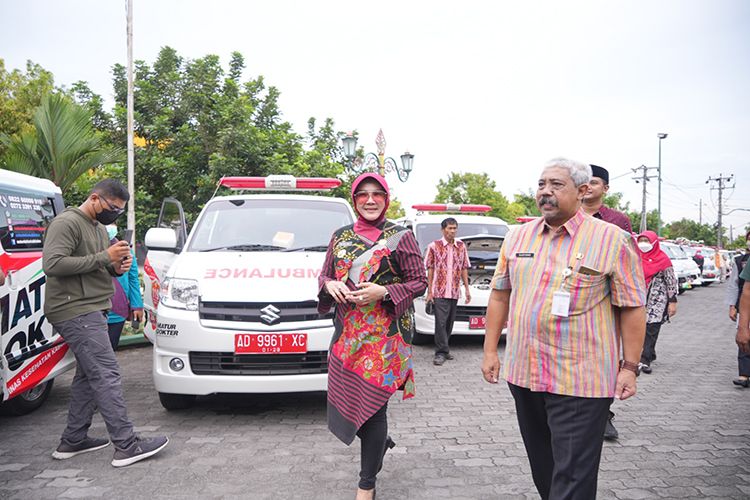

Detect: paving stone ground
1,283,748,499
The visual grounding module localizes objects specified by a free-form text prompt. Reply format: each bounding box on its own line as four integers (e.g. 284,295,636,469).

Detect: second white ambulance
398,204,510,343
143,176,355,410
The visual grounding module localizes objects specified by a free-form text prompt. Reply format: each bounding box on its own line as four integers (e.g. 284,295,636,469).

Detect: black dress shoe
732,378,750,388
603,412,619,440
445,353,455,360
433,355,446,366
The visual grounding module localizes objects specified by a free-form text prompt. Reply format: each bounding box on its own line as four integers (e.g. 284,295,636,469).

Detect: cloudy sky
2,0,749,235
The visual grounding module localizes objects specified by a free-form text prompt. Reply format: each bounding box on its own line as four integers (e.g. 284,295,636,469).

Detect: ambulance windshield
415,222,507,261
189,198,353,252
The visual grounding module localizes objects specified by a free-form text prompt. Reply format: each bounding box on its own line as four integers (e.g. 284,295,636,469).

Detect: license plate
469,316,486,329
234,333,307,354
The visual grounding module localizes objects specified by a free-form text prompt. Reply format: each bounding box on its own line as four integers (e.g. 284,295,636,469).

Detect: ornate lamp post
341,129,414,182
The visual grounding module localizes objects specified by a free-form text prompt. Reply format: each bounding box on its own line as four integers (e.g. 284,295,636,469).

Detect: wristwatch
619,359,639,374
382,288,391,302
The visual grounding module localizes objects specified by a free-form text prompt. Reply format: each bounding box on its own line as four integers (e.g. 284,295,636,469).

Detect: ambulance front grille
189,351,328,376
199,300,333,324
454,306,487,322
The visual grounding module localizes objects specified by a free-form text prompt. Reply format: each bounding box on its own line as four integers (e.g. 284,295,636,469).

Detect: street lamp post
657,132,668,236
341,129,414,182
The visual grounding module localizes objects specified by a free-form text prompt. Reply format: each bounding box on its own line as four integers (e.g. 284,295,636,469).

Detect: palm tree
1,93,123,192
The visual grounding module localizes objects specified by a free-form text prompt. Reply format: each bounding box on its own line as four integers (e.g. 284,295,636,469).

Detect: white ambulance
142,176,355,410
398,204,509,344
0,170,76,415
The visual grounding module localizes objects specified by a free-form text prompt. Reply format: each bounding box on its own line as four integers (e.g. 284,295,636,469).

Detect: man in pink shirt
425,217,471,366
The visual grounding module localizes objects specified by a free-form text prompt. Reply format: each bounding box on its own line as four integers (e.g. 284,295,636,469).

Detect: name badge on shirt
551,290,571,317
516,252,534,258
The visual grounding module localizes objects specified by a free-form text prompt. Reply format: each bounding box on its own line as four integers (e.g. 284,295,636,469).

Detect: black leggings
107,321,125,351
356,403,388,490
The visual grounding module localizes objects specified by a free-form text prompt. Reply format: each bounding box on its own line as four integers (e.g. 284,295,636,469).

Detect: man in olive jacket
43,179,168,467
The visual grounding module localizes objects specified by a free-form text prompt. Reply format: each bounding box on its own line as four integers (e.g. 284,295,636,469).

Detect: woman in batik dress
318,172,427,500
636,230,678,374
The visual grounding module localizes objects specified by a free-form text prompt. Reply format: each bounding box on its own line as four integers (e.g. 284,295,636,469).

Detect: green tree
0,59,55,158
603,191,627,210
434,172,518,222
663,218,720,245
1,93,124,193
626,209,661,234
386,197,406,219
509,190,540,218
111,47,350,237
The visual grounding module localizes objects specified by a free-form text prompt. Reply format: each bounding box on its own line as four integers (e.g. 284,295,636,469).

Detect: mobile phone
131,320,140,330
122,229,134,246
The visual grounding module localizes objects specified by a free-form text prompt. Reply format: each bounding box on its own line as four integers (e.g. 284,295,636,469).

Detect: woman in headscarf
318,173,427,500
636,231,678,373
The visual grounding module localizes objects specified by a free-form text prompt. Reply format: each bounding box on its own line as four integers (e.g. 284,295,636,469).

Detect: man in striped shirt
481,158,647,499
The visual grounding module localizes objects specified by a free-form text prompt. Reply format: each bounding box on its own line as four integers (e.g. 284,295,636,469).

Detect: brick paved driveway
1,283,748,499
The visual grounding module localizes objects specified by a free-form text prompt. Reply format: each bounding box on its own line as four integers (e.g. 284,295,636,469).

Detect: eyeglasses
353,190,387,203
100,196,126,214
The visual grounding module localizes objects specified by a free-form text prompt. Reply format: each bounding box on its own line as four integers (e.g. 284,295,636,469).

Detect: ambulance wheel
158,392,196,410
411,331,433,345
1,379,54,416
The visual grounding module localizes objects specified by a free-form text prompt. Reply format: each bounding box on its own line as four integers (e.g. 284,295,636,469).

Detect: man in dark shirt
43,179,168,467
583,164,633,441
582,165,633,233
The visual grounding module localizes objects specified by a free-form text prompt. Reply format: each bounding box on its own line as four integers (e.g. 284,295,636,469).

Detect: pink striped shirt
492,210,646,397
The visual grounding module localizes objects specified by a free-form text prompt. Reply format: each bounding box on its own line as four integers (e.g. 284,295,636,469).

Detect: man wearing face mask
105,225,143,350
43,179,168,467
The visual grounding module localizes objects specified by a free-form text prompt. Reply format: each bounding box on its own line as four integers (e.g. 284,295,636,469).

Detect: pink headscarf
637,230,673,286
351,172,390,242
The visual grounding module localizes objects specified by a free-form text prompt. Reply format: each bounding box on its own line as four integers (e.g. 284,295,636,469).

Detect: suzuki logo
260,304,281,325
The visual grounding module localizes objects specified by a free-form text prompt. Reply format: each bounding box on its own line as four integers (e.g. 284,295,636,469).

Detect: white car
398,204,509,344
143,176,355,410
661,242,701,293
695,247,720,286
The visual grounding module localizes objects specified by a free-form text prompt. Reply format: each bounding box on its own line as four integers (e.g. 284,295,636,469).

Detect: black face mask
95,198,124,225
96,209,122,225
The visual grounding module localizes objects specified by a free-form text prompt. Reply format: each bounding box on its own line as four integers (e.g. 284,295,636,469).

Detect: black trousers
356,403,388,490
508,383,613,500
433,298,457,355
107,321,125,351
640,322,662,365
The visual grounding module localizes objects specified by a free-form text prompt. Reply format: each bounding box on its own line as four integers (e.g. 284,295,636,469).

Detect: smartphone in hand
122,229,134,245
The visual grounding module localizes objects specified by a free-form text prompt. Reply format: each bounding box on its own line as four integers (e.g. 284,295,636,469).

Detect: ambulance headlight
160,278,199,311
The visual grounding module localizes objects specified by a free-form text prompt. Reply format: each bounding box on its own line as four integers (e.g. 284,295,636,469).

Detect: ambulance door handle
6,270,18,290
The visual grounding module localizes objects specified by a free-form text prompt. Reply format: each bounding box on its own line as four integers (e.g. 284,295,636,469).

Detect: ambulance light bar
515,216,538,223
219,175,341,191
412,204,492,213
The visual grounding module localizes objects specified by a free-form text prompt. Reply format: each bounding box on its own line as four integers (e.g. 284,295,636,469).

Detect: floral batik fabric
319,221,427,445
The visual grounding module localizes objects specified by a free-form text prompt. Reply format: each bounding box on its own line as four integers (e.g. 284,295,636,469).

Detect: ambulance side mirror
145,228,179,252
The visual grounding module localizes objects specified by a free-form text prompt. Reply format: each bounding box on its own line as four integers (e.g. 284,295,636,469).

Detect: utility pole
126,0,135,240
633,165,658,233
657,133,668,236
707,173,735,249
697,198,704,225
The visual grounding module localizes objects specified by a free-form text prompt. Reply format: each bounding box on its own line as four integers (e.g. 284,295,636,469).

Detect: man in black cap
583,165,632,233
583,164,632,442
